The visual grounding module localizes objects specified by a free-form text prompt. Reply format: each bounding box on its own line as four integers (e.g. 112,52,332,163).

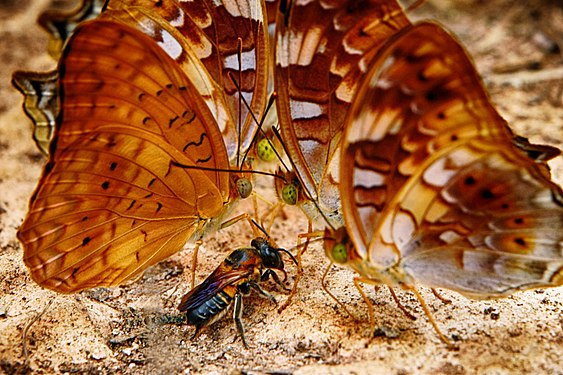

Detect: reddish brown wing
274,0,410,225
105,0,269,162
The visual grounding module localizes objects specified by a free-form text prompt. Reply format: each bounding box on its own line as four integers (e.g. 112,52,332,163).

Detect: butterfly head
275,169,304,206
323,227,356,266
235,176,253,199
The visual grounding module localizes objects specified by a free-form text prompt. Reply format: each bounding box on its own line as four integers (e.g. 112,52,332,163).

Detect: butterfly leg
431,288,452,305
320,263,360,322
411,288,454,348
387,287,417,321
190,240,204,289
353,277,377,332
220,213,270,240
277,223,322,313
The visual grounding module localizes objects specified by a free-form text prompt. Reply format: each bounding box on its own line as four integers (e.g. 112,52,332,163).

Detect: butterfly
273,0,412,227
17,0,269,292
322,21,563,344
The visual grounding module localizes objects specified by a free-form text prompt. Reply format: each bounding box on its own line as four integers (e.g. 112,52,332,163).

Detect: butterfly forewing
275,0,410,225
18,20,234,293
339,22,563,296
104,0,269,162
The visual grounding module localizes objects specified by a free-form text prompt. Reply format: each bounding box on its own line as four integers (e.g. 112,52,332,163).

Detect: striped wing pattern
333,22,563,298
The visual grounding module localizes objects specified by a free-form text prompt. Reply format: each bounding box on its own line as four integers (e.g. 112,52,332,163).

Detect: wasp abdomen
186,289,233,329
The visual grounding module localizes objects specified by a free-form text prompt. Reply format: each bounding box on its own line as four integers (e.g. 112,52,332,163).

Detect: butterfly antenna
101,0,110,13
236,37,244,168
272,126,338,230
405,0,426,13
227,73,290,172
170,160,287,182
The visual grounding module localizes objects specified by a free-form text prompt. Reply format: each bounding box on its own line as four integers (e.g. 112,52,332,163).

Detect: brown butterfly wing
18,20,232,293
104,0,269,161
275,0,410,225
340,22,563,297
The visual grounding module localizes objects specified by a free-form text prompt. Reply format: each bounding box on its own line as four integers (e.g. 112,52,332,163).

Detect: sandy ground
0,0,562,374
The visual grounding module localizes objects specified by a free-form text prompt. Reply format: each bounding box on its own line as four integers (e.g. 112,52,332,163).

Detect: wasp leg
232,292,248,349
248,281,277,305
261,269,291,292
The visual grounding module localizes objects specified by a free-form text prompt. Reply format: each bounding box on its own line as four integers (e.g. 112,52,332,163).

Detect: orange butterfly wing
334,22,563,297
18,20,234,293
274,0,411,225
104,0,269,161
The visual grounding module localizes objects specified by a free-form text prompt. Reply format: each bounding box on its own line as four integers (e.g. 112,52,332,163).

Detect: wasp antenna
279,248,299,267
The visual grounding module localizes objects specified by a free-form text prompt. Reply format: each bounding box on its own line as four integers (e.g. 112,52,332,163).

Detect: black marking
169,115,179,128
148,178,156,187
155,0,162,6
156,89,163,96
143,117,151,125
114,63,121,70
144,193,154,198
501,203,510,209
514,218,524,224
425,90,438,101
514,238,526,247
82,216,89,222
437,112,446,119
101,181,110,190
183,110,196,124
141,230,148,241
110,162,117,171
82,237,91,246
138,92,146,101
166,83,173,89
127,200,136,210
156,202,163,213
197,154,212,164
417,70,427,82
464,176,476,186
183,132,208,152
179,86,187,91
481,189,494,199
450,134,458,141
105,136,118,148
136,252,140,262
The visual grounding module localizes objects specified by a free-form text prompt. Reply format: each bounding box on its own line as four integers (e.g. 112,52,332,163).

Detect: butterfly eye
281,183,298,205
236,178,253,199
331,243,348,264
256,138,276,162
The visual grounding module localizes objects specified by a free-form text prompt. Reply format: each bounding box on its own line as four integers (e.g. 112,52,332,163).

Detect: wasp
178,237,297,348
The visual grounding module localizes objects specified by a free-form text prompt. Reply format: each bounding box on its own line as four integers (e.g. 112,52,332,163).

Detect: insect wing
18,20,232,293
340,22,563,297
